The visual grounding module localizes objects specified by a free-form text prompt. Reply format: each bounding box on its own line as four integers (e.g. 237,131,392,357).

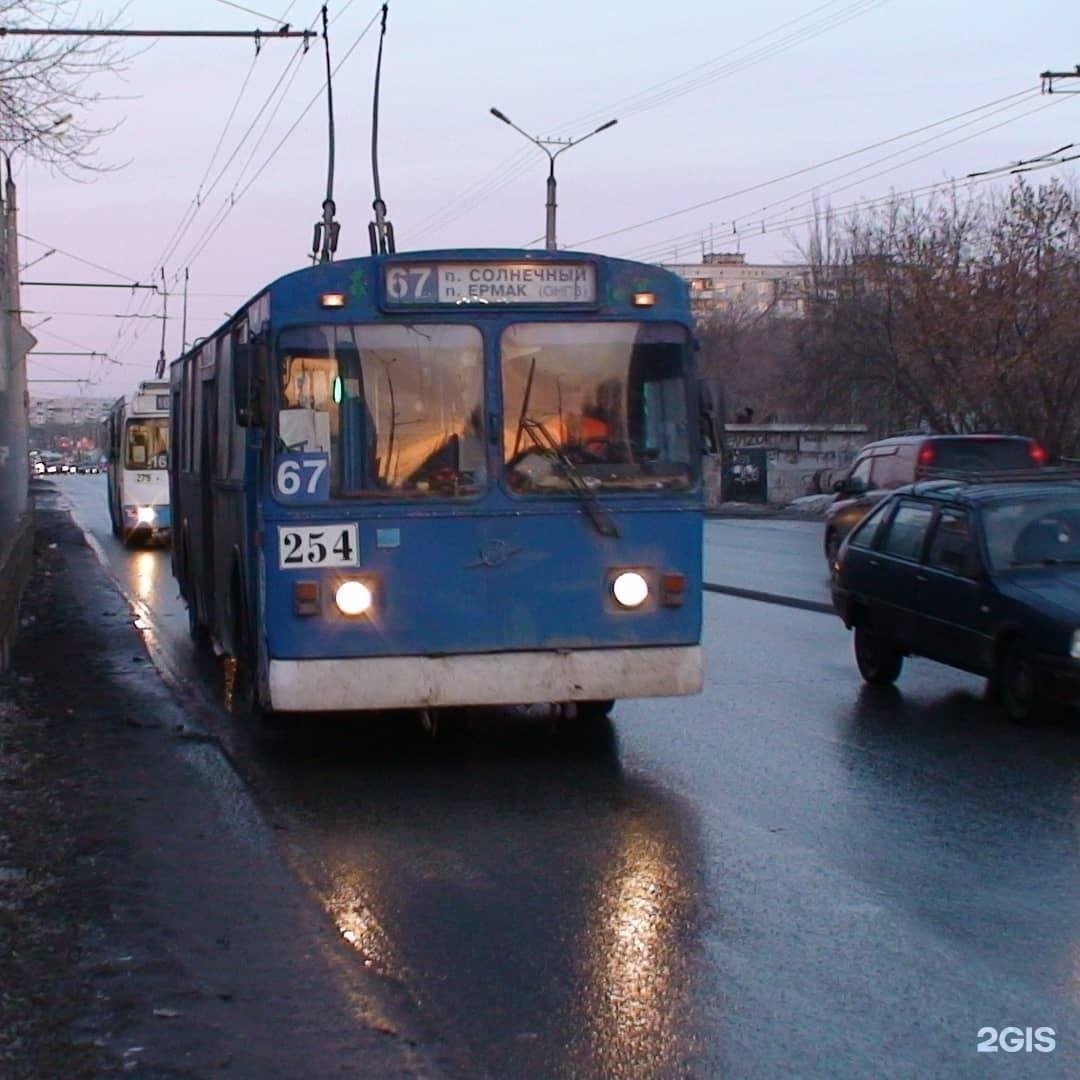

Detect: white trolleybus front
104,379,172,545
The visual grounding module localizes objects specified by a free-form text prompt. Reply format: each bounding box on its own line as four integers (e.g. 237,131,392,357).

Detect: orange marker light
294,581,319,616
660,572,686,606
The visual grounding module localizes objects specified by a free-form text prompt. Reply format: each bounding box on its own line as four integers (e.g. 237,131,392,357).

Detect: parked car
831,472,1080,723
824,434,1049,571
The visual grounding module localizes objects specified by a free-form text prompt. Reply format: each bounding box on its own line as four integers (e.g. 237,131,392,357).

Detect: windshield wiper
519,416,619,539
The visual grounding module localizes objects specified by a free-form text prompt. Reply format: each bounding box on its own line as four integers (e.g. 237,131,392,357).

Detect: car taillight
1030,441,1049,465
917,444,936,467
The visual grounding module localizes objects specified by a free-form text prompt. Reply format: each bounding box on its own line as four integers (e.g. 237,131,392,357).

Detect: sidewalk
707,493,832,520
0,496,450,1078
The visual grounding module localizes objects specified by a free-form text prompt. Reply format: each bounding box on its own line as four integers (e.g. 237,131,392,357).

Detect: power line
569,86,1043,252
407,0,891,244
17,233,142,283
213,0,297,27
108,4,383,370
108,3,329,364
570,0,888,129
178,6,383,269
618,88,1057,262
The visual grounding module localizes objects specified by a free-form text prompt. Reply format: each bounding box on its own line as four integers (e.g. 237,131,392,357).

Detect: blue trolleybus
170,249,704,717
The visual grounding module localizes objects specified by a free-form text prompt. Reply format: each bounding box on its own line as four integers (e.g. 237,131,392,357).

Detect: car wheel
998,639,1041,726
853,624,903,685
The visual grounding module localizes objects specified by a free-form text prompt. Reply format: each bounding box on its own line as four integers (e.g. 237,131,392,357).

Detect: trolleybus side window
216,336,233,480
183,354,197,473
500,322,693,493
275,323,485,500
227,333,247,480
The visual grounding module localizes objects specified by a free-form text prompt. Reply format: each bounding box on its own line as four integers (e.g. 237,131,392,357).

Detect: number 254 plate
278,524,359,569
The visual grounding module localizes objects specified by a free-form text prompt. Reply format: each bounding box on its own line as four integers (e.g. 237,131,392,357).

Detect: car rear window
925,438,1038,470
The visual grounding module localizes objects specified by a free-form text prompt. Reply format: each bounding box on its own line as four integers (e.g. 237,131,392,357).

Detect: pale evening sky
13,0,1080,400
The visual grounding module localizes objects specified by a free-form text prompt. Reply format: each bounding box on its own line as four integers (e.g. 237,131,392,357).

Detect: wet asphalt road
57,476,1079,1078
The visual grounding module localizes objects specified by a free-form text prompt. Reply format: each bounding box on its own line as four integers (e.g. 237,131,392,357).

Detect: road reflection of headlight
133,551,157,601
585,825,691,1074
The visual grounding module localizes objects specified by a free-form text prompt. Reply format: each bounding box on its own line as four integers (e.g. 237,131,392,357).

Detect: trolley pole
489,108,617,250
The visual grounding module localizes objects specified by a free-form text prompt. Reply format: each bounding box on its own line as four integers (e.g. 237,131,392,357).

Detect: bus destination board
384,262,596,305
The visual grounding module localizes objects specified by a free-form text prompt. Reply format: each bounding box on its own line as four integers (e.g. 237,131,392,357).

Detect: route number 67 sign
275,453,329,502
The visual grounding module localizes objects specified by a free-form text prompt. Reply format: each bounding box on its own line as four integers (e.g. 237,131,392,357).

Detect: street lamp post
489,108,617,251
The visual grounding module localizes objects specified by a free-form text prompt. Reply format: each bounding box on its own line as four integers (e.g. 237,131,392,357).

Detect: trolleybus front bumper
266,645,703,712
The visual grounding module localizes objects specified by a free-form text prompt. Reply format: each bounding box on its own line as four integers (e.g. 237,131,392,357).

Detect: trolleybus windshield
502,322,693,493
125,417,169,470
275,323,484,499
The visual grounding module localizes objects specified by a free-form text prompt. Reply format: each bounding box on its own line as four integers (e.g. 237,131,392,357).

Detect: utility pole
155,269,168,379
181,268,189,353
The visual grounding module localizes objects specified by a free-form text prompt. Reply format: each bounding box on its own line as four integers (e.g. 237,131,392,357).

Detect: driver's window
848,456,873,490
499,321,692,494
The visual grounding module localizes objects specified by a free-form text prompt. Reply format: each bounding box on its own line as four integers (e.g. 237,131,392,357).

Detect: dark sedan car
831,474,1080,723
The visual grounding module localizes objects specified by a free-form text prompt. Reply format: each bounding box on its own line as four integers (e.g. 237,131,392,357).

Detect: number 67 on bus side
275,454,329,501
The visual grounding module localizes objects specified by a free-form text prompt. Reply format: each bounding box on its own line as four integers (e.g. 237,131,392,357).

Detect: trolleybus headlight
612,571,649,608
136,506,157,525
320,291,347,309
632,291,657,307
335,580,374,617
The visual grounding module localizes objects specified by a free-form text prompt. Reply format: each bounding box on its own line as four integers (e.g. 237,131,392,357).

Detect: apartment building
662,252,809,319
28,396,112,427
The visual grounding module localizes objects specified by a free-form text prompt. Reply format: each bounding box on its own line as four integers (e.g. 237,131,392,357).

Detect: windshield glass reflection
983,494,1080,569
501,322,693,494
276,323,485,499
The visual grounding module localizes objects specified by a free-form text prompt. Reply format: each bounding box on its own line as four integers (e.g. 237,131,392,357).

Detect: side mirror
836,476,869,495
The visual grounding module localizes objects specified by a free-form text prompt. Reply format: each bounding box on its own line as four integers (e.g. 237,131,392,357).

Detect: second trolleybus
170,249,705,718
103,378,172,546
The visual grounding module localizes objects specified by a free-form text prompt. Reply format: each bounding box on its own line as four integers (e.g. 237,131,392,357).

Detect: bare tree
0,0,130,173
794,178,1080,456
696,298,799,424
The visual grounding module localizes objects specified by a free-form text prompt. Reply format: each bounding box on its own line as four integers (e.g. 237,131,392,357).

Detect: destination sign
384,262,596,305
